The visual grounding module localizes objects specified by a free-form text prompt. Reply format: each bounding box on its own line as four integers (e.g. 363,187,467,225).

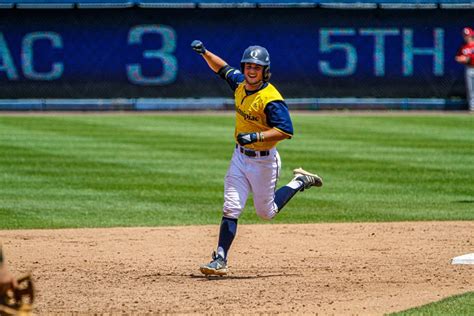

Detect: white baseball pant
465,67,474,111
223,145,281,220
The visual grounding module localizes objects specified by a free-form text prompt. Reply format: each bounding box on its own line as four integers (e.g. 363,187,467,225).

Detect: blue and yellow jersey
218,65,294,151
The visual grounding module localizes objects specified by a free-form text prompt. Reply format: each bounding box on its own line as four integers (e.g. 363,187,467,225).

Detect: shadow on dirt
138,272,300,281
189,273,301,281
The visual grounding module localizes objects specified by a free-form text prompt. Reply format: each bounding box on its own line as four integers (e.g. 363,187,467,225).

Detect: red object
463,27,474,37
456,42,474,66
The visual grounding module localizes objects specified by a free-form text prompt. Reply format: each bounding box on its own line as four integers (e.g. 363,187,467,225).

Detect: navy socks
217,217,238,260
216,178,304,260
274,178,304,211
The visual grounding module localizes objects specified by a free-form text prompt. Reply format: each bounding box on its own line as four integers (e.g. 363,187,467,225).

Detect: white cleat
293,167,323,190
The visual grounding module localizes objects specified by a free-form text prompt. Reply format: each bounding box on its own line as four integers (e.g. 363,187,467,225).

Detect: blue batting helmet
240,45,271,82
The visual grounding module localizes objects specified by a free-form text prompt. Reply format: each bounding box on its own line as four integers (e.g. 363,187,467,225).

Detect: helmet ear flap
263,66,271,82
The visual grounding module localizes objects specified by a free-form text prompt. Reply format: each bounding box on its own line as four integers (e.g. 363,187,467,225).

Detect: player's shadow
139,272,301,281
190,273,301,281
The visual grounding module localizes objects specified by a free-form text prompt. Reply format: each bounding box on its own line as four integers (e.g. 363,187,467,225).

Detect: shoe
200,251,228,276
293,167,323,190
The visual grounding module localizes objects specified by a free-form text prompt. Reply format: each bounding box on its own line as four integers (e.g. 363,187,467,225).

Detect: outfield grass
390,292,474,315
0,113,473,229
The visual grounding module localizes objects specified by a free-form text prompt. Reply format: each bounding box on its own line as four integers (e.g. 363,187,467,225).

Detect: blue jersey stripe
218,65,244,91
264,101,294,136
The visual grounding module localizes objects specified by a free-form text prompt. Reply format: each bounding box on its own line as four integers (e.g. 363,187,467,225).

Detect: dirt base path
1,222,473,315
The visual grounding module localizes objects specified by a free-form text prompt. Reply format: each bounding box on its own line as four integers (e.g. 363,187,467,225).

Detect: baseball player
455,27,474,111
191,40,323,276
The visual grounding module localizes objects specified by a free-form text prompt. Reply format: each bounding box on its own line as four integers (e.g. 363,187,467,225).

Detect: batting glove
191,40,206,55
237,132,263,146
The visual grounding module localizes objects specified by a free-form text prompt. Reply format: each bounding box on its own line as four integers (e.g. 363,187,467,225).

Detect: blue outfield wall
3,0,474,8
0,8,472,110
0,98,465,111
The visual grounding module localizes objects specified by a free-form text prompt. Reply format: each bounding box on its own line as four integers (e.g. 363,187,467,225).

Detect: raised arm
191,40,228,73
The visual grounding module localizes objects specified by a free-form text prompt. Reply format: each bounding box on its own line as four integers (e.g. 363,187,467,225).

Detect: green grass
390,292,474,315
0,113,473,229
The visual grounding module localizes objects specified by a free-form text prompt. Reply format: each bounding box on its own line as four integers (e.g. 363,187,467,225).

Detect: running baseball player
455,27,474,111
191,40,323,276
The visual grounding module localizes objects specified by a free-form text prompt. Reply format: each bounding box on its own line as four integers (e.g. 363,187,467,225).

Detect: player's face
244,63,264,88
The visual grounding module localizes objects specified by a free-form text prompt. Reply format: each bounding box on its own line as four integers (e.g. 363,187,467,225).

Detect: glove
191,40,206,55
237,132,260,146
0,274,34,316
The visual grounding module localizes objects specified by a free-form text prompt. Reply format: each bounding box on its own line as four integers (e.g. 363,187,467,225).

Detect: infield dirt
1,221,473,315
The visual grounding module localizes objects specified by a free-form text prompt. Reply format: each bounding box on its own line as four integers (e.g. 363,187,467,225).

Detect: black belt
236,144,269,157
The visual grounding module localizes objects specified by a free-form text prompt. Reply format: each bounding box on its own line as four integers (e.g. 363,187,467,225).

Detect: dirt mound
1,222,473,314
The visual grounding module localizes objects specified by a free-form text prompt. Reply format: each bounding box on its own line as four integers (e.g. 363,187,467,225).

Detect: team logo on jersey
250,97,263,112
236,106,259,121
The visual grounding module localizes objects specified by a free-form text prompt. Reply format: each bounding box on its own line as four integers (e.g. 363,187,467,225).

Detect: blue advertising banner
0,8,471,99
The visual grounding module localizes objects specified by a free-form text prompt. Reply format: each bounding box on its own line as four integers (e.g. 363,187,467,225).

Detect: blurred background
0,0,473,110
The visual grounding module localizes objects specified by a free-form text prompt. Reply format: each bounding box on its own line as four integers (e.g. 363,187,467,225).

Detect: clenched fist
191,40,206,55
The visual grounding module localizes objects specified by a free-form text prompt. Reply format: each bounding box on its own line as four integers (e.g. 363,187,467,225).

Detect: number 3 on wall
127,25,177,85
